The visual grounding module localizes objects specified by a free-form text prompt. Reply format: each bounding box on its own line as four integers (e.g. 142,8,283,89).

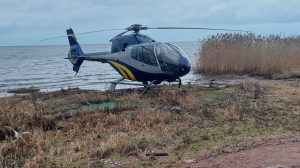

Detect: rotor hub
126,24,147,34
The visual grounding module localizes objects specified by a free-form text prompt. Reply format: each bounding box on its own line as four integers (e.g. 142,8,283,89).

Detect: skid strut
177,78,181,88
140,80,158,95
109,78,124,92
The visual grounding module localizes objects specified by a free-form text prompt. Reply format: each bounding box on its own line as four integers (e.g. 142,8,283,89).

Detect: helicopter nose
178,57,191,77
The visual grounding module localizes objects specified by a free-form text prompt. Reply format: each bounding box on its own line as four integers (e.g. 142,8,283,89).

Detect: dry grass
197,33,300,78
0,82,299,167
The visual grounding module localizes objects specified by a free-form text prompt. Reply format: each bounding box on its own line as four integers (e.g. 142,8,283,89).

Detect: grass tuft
0,82,299,167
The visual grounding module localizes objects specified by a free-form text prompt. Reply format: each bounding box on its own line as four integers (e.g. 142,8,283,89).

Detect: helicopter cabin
110,34,155,53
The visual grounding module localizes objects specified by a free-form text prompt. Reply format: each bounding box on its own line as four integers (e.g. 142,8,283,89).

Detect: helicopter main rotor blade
147,27,249,32
40,28,124,41
109,30,130,42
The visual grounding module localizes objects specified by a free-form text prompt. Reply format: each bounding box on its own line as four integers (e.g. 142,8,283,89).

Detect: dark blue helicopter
43,24,246,94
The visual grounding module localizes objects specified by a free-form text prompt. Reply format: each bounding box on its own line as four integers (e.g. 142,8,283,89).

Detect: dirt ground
180,136,300,168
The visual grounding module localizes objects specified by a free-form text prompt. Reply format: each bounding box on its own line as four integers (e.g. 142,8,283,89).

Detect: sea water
0,42,202,97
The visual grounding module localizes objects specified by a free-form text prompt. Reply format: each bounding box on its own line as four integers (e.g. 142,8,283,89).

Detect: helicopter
44,24,247,94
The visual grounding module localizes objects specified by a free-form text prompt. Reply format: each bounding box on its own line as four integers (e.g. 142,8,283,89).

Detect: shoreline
3,74,299,98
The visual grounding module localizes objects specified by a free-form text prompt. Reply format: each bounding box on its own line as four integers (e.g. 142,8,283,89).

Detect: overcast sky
0,0,299,46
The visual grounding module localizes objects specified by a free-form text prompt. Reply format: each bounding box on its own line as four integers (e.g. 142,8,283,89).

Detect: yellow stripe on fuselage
108,61,136,81
111,63,129,79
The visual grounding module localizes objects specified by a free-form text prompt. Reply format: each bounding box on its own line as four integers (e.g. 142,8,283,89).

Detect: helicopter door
137,46,158,67
130,45,159,69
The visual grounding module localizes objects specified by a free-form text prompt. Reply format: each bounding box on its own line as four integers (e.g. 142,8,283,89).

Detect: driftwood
145,152,168,156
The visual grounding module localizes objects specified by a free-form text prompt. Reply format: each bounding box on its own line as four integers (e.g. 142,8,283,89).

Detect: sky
0,0,299,46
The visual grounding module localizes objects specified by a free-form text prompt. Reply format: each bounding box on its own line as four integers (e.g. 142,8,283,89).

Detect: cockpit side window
131,47,137,59
142,45,157,66
130,45,158,66
137,47,144,63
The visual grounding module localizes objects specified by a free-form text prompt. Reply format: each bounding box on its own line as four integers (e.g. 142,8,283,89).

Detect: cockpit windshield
130,43,186,75
155,43,184,75
168,43,188,58
155,44,182,63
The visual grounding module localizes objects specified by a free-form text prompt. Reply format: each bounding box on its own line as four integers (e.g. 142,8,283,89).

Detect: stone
170,107,182,114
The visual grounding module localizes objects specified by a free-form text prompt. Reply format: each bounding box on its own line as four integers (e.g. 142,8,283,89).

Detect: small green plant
182,132,193,145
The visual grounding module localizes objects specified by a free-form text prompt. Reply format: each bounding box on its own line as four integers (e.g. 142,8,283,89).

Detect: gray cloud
0,0,299,46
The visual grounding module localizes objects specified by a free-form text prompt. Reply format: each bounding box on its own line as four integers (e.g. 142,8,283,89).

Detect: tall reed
196,33,300,78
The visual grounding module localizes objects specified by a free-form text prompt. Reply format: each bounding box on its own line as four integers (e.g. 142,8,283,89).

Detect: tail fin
66,28,84,74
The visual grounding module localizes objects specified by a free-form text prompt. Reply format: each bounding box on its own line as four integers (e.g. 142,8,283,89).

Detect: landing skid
109,78,148,94
109,78,182,95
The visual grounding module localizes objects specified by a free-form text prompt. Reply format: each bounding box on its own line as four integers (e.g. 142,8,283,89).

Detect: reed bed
197,33,300,78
